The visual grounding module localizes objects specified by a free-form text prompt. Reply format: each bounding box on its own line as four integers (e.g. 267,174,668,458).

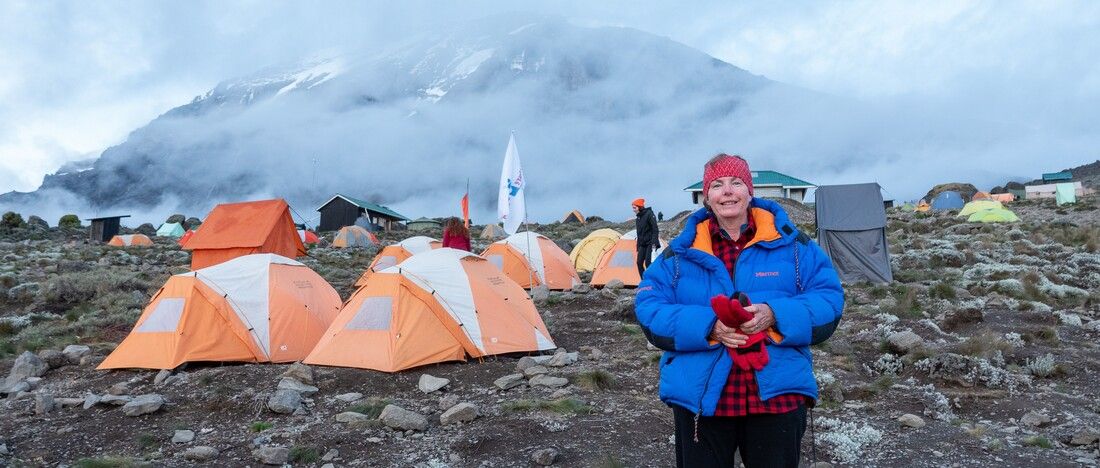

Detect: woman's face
706,176,751,220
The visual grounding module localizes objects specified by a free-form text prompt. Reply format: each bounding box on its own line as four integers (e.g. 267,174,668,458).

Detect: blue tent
931,191,965,210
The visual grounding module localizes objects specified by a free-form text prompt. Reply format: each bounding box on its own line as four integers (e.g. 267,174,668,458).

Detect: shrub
1023,435,1053,449
289,446,321,464
1025,353,1058,378
74,457,141,468
58,214,82,229
348,398,391,418
249,421,274,432
929,281,957,300
575,370,617,391
1,211,24,229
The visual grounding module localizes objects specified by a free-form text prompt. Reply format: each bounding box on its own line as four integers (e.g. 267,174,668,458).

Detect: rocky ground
0,197,1098,467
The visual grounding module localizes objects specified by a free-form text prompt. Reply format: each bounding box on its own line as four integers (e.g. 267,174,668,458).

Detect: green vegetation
75,457,143,468
1023,435,1053,449
348,398,391,418
58,214,82,229
928,280,957,300
249,421,274,432
289,446,321,464
1,211,25,229
575,370,617,391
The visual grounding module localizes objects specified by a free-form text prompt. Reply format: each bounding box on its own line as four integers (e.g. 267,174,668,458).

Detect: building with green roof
316,194,410,232
683,170,815,204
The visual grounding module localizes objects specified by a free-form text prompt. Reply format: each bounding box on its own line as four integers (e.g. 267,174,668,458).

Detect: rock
185,217,202,230
79,355,103,367
37,349,66,369
886,331,924,354
322,449,339,461
183,446,219,461
494,374,526,390
166,214,186,224
24,377,41,390
418,374,450,394
440,402,478,425
336,412,373,424
1070,428,1099,446
379,405,428,431
7,282,40,302
516,356,540,372
277,377,318,396
253,446,290,465
35,393,55,415
571,283,592,294
108,382,130,396
524,365,549,378
335,392,363,402
154,369,173,386
2,380,29,394
55,397,84,408
531,447,560,466
100,394,132,405
531,285,551,303
280,362,314,385
0,443,8,456
172,430,195,443
8,351,48,382
27,215,48,229
529,375,569,388
605,279,625,290
439,394,461,411
267,389,302,414
82,394,101,409
121,394,165,416
1020,410,1052,428
547,351,579,367
134,223,157,236
612,295,635,317
898,413,926,428
549,388,573,399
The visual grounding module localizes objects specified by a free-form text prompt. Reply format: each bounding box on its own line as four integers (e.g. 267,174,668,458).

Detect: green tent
967,208,1020,223
900,202,916,212
1055,183,1076,206
156,222,185,238
958,200,1004,217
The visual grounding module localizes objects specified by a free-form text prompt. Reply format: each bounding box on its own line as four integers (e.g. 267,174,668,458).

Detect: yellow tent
915,200,930,212
968,208,1019,223
958,200,1004,217
569,228,621,273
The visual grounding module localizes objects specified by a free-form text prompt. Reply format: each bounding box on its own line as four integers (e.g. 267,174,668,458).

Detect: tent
561,210,586,224
184,199,305,270
972,192,992,201
569,228,621,273
108,234,154,247
957,200,1005,217
900,202,916,212
305,249,554,372
178,230,195,247
354,236,441,286
298,229,320,245
930,191,965,211
990,193,1015,203
915,200,930,212
480,224,506,239
99,254,341,370
481,232,581,290
1056,182,1077,205
407,217,442,231
156,222,185,238
967,208,1020,223
590,230,667,287
333,225,379,248
814,183,893,284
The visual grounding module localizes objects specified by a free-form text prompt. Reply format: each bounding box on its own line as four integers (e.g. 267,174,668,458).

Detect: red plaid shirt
709,213,806,416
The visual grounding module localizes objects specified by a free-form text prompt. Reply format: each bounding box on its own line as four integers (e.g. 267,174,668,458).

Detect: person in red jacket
441,217,471,251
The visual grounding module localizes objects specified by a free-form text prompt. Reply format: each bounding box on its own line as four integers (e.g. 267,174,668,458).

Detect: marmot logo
755,271,780,277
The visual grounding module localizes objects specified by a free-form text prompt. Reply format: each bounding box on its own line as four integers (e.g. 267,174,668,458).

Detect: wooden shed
86,215,131,242
316,194,409,232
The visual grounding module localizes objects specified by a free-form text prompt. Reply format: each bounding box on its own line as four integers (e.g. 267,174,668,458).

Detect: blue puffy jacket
634,199,844,416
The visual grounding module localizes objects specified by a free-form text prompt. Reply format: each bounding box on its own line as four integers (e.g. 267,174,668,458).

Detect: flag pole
515,130,535,293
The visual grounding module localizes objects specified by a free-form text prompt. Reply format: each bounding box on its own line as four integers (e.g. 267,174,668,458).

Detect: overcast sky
1,0,1097,199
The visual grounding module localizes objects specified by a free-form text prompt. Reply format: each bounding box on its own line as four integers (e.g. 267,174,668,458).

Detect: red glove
710,293,769,371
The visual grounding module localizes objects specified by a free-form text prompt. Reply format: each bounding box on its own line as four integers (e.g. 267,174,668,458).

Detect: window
374,256,398,271
345,297,393,330
609,251,634,268
136,298,185,333
488,255,504,270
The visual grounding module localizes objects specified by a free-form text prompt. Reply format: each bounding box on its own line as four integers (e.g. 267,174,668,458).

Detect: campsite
0,186,1098,467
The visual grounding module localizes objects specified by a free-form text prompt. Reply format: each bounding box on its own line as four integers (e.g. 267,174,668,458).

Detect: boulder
571,283,592,294
8,351,48,382
531,447,560,466
267,389,302,414
26,216,48,229
121,394,165,416
100,394,132,405
335,392,363,403
172,430,195,443
898,413,926,428
494,374,526,390
134,223,157,236
515,356,541,372
418,374,450,394
529,375,569,388
524,366,549,378
253,446,290,465
439,394,461,411
166,214,186,225
82,394,101,409
185,217,202,230
605,279,625,290
1020,410,1051,428
440,402,478,425
886,331,924,354
280,362,314,385
35,393,55,415
183,446,219,461
154,369,173,386
612,295,635,317
547,351,579,367
1069,427,1099,446
37,349,66,369
61,345,92,364
276,377,318,396
379,405,428,431
108,382,131,395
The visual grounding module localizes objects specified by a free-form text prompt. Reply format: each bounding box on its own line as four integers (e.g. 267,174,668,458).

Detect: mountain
0,15,840,222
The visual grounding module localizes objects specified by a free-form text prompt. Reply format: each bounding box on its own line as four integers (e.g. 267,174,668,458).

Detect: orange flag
461,192,470,228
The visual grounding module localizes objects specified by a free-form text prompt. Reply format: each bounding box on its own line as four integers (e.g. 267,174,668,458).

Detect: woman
635,154,844,468
441,217,471,252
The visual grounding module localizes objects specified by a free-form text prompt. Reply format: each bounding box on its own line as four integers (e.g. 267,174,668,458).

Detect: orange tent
108,234,153,247
305,248,554,372
298,229,320,245
590,230,666,287
178,230,195,247
990,193,1015,203
481,232,581,290
972,192,992,201
333,225,379,248
560,210,586,224
354,236,440,286
99,254,341,370
184,199,305,270
915,200,931,212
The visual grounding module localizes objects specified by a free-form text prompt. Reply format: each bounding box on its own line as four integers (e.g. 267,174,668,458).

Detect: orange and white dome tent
590,230,666,287
99,254,342,370
333,225,379,248
108,234,154,247
481,232,581,290
305,248,555,372
354,236,441,286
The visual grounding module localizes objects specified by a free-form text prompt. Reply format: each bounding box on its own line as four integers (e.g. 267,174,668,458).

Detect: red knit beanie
703,154,753,196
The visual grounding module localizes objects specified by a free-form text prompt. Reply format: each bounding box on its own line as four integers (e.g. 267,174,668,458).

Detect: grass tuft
249,421,274,433
348,398,391,418
575,370,617,391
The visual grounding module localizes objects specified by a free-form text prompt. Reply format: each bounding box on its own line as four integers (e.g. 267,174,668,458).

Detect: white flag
497,133,526,235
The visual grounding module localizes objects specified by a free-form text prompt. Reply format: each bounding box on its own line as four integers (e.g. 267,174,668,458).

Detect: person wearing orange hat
633,197,659,277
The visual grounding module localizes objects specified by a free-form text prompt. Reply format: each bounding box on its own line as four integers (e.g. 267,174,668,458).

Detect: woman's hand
710,321,749,348
739,303,775,335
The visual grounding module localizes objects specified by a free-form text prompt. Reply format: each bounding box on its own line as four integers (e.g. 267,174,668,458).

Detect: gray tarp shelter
814,183,893,284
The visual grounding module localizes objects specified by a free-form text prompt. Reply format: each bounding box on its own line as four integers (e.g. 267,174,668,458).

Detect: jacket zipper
694,265,735,442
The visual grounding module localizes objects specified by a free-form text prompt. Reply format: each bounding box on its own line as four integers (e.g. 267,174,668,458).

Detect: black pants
672,405,806,468
637,244,654,277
